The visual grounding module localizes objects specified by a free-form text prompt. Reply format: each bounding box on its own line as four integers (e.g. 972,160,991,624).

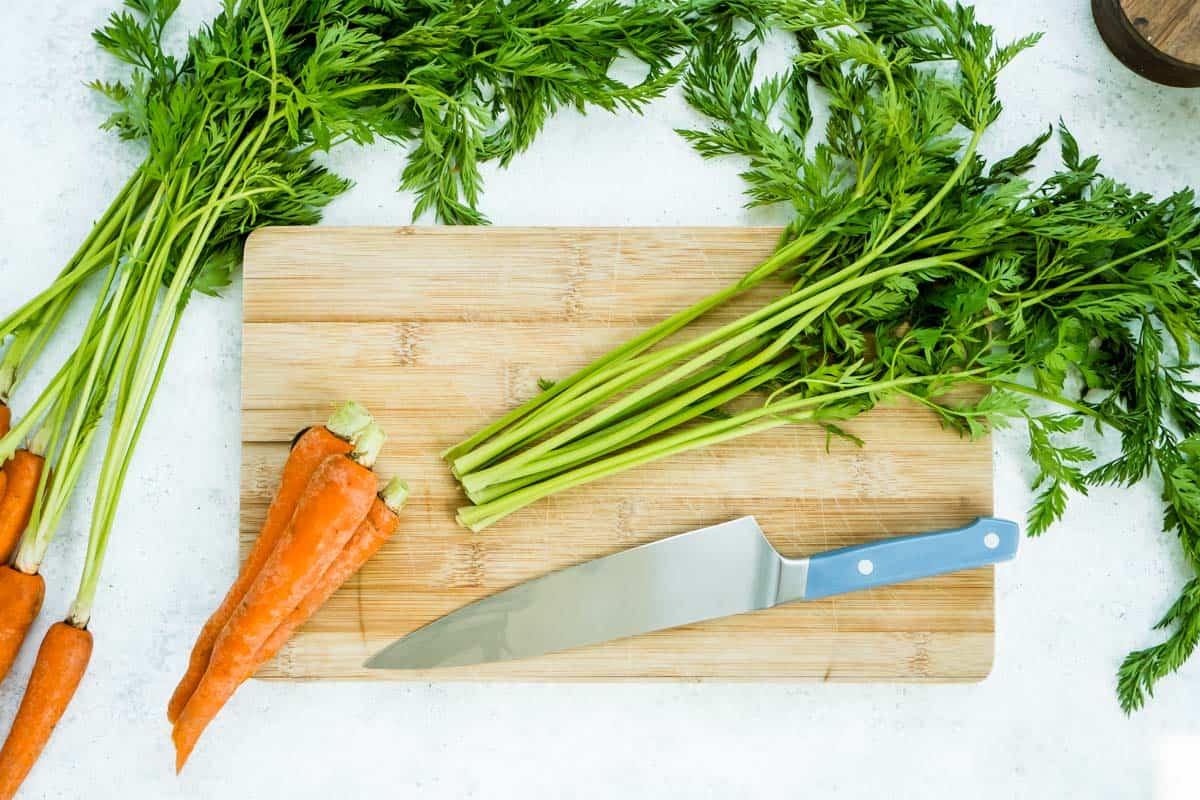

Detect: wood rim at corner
1092,0,1200,87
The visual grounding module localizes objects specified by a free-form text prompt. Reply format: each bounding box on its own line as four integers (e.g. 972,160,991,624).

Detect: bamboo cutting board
241,227,995,682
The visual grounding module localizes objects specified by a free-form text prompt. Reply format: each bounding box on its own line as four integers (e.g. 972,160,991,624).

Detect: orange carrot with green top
0,621,92,798
166,402,371,724
172,424,385,771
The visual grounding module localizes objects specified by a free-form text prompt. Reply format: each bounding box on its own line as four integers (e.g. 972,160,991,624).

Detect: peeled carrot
166,403,370,724
171,481,407,752
173,443,381,771
0,567,45,686
0,451,45,563
255,479,407,669
0,621,92,798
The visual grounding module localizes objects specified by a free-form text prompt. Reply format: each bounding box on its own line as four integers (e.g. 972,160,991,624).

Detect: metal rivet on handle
857,559,874,576
984,532,1000,550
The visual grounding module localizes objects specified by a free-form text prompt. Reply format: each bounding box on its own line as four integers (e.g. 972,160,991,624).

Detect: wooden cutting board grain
241,226,996,681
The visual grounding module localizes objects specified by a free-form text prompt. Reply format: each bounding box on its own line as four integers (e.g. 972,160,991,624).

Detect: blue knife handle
802,517,1019,600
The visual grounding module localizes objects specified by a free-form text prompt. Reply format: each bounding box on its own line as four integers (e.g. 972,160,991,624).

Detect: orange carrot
173,435,382,771
0,473,7,508
166,403,370,724
0,621,92,799
0,567,44,686
0,403,9,440
179,481,407,736
255,479,407,669
0,451,45,563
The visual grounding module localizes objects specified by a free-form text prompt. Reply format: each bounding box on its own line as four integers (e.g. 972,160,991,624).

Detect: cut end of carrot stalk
27,426,51,458
350,423,386,469
325,401,373,442
455,507,490,534
65,602,89,631
379,477,409,513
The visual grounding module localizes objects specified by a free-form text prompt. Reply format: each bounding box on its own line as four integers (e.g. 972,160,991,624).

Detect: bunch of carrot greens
0,0,707,789
447,0,1200,713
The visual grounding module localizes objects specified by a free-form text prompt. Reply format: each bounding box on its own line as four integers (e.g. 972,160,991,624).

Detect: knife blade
365,516,1018,670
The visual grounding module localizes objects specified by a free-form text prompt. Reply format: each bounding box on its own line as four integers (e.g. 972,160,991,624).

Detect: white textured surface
1,1,1197,797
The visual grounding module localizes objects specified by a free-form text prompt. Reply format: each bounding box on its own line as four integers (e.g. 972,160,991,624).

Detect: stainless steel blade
365,516,806,669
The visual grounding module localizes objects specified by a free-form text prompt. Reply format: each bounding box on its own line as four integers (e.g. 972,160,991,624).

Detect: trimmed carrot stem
0,451,45,563
0,567,45,686
166,403,371,724
0,621,92,799
172,433,383,771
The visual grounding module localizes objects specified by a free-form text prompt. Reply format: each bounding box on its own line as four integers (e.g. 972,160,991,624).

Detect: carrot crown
349,423,386,469
379,477,409,514
326,401,373,442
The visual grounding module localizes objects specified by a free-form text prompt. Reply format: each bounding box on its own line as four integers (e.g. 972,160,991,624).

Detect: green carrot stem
458,370,982,531
466,351,807,504
69,297,185,627
460,303,831,496
16,174,165,570
443,226,834,466
458,412,805,531
0,168,148,341
71,14,285,624
459,252,965,490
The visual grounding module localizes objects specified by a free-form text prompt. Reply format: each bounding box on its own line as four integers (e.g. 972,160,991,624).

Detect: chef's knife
365,516,1018,670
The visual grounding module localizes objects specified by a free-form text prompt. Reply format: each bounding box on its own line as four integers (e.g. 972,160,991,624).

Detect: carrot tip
173,728,195,774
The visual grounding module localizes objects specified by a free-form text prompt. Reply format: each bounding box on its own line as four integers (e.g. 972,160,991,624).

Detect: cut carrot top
173,423,386,770
166,402,373,723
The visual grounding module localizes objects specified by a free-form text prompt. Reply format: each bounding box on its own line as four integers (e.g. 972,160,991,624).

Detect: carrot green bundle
166,402,372,724
447,1,1200,712
173,424,387,771
0,622,93,798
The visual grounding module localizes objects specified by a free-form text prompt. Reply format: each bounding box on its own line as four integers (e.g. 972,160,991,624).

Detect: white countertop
1,1,1197,797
